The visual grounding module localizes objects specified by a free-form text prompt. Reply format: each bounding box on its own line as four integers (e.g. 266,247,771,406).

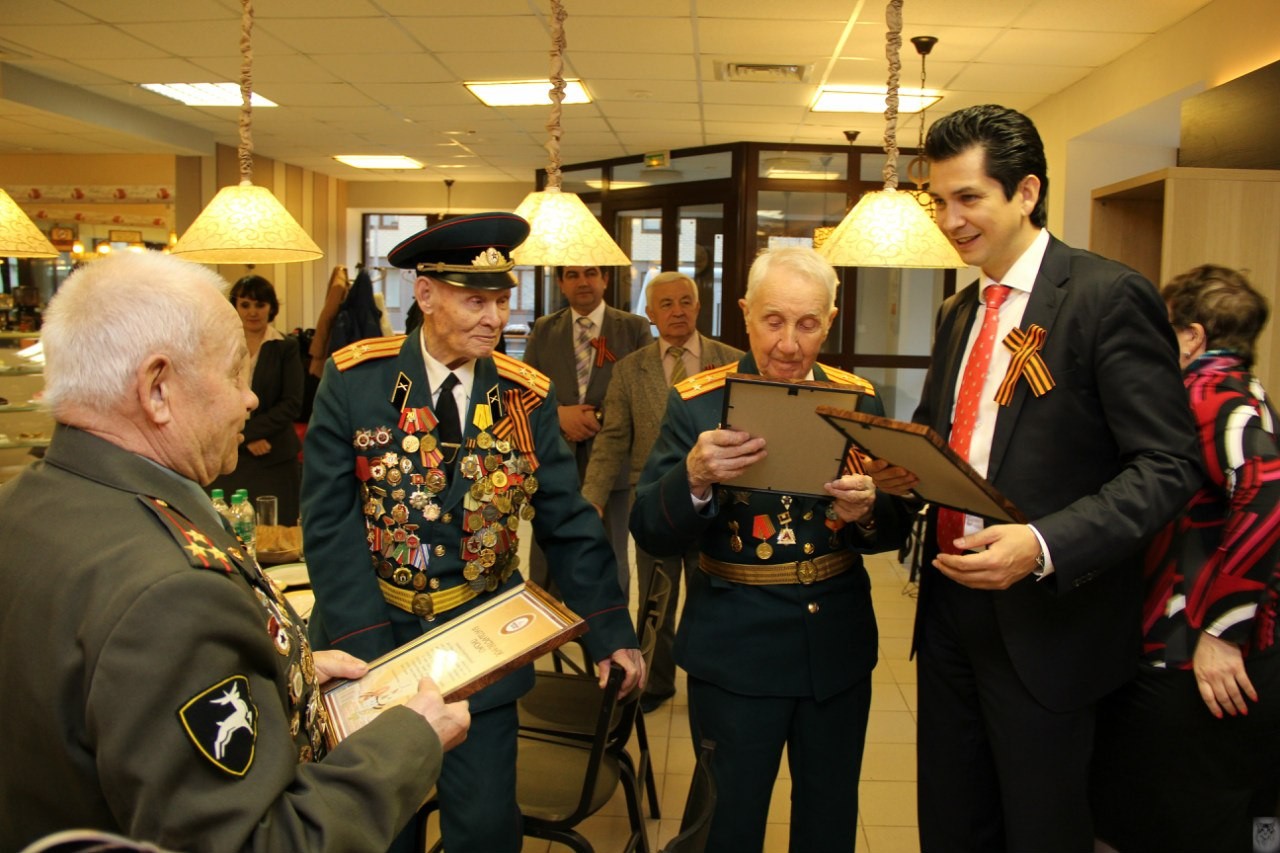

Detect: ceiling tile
397,15,545,52
980,29,1146,67
62,0,232,22
697,19,847,56
1018,0,1213,33
949,62,1090,94
2,25,167,60
568,52,698,82
255,18,423,55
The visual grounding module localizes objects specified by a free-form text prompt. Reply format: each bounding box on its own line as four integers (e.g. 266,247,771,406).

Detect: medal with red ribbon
995,324,1055,406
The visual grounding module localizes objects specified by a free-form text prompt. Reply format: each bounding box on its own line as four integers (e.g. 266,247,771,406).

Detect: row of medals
253,563,328,762
720,491,844,560
357,425,538,597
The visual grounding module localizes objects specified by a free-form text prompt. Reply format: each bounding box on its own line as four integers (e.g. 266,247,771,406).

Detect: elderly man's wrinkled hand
405,676,471,752
686,428,766,498
823,473,877,523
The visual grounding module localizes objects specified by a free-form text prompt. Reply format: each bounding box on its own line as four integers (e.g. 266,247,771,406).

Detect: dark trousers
1092,651,1280,853
687,674,871,853
635,545,694,700
406,702,520,853
916,577,1095,853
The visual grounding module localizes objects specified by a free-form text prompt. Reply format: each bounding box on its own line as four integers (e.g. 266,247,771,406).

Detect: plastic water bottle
210,488,231,521
230,490,257,557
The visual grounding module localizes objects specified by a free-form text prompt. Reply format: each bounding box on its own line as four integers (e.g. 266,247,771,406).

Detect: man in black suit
871,105,1201,852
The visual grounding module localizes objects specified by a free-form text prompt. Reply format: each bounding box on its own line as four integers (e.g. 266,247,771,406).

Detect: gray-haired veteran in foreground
0,250,469,853
630,246,915,852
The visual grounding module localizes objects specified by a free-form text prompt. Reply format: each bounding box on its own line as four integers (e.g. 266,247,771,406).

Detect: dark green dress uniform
0,425,441,853
302,336,637,853
630,353,913,853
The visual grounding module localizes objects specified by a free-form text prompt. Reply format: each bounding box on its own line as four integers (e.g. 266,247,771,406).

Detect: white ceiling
0,0,1213,184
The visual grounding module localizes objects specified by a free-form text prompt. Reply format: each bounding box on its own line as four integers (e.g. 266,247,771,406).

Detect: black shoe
639,692,674,714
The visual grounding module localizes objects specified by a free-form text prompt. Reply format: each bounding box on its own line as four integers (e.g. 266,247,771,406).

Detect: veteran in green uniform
302,213,644,853
0,251,469,853
631,246,914,853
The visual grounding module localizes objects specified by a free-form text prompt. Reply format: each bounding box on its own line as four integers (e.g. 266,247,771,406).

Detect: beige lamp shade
0,189,58,258
171,182,323,265
511,187,630,267
818,188,966,269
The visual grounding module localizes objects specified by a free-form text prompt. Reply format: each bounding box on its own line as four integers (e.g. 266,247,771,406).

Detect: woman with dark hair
209,274,303,524
1093,264,1280,853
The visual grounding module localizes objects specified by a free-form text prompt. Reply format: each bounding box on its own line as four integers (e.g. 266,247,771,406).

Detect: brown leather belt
379,578,477,621
699,550,855,586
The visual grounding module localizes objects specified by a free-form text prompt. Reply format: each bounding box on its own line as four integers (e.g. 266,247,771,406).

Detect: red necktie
938,284,1011,554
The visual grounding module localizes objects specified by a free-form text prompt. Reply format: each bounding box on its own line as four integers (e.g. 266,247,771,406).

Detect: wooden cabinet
1091,167,1280,390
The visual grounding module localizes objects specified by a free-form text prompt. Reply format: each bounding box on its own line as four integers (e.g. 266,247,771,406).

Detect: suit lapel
987,237,1069,481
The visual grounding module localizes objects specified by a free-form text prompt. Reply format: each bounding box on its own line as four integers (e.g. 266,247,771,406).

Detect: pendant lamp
0,189,58,258
510,0,629,267
817,0,965,269
171,0,322,265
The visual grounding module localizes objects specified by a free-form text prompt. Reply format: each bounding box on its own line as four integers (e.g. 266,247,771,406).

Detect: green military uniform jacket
630,354,913,700
302,334,637,712
0,425,440,853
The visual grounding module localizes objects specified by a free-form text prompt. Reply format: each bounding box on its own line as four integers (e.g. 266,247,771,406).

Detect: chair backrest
660,739,718,853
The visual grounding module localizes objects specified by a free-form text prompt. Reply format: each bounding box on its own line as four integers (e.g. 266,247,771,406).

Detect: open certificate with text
322,581,586,746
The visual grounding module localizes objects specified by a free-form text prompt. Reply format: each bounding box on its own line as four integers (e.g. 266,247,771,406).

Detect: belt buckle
796,560,818,585
412,592,436,620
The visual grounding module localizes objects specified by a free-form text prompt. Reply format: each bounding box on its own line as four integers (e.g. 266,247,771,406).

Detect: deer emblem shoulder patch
178,675,258,776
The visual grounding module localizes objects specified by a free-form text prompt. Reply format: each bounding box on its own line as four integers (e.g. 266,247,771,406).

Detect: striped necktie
574,316,594,402
668,345,687,386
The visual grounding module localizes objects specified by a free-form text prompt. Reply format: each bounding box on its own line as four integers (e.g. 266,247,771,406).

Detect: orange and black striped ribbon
589,337,617,369
995,324,1054,406
843,445,867,476
493,387,541,471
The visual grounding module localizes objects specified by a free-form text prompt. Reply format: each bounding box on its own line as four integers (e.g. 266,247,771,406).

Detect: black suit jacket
242,336,303,465
913,236,1200,711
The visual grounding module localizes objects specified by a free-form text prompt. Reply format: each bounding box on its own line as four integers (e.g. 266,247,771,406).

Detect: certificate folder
816,406,1026,524
322,581,586,746
721,374,863,498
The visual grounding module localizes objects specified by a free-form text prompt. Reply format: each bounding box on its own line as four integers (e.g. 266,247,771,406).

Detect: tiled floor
424,547,923,852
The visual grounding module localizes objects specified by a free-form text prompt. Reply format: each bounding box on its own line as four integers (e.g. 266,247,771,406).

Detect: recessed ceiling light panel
464,79,591,107
811,87,941,114
333,155,425,170
140,82,277,107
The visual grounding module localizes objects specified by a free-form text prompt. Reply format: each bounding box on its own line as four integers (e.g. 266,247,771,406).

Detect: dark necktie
435,372,462,462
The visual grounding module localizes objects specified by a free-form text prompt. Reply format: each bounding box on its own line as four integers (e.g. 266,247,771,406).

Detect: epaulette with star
494,351,550,398
138,495,241,572
677,361,740,400
819,364,877,396
332,335,406,372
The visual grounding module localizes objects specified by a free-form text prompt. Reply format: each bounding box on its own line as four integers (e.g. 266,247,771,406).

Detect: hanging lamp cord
881,0,903,191
238,0,255,184
544,0,567,190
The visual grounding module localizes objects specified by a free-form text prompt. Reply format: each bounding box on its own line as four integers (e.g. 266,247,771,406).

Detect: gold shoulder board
820,364,876,395
494,351,550,398
677,361,739,400
331,335,406,372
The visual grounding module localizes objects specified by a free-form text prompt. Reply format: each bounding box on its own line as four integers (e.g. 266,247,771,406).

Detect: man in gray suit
523,265,653,593
583,272,743,712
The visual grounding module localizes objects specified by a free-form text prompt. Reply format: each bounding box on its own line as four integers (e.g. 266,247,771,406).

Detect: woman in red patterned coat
1093,265,1280,853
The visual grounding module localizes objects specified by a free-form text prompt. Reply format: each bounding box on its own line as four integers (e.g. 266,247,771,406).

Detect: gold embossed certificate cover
322,581,585,745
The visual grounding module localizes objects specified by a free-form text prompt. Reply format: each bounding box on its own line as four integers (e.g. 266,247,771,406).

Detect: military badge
178,675,258,777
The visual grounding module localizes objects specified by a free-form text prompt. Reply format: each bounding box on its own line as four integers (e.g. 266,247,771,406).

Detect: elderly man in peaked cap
302,212,645,853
